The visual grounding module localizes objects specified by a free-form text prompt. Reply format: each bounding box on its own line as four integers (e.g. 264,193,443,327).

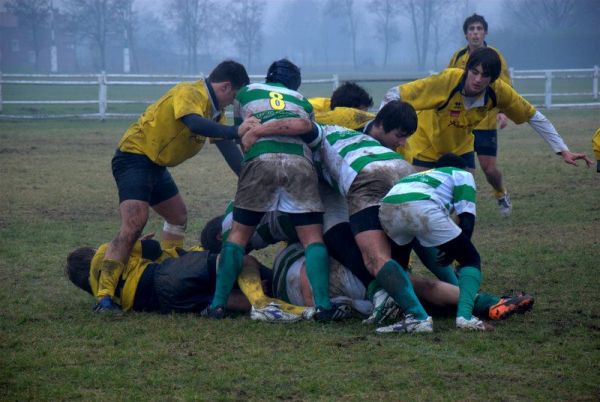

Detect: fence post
593,65,598,101
509,67,514,81
0,70,3,114
332,74,339,91
98,70,107,120
544,71,552,109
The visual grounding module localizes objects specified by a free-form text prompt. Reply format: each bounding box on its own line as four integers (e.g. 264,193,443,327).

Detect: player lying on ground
271,243,534,331
66,237,311,322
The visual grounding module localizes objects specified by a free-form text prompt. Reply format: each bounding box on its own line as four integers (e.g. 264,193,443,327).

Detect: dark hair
374,100,418,135
330,82,373,110
466,47,501,83
65,247,95,295
436,153,468,169
200,215,224,253
463,13,488,34
265,59,301,90
208,60,250,89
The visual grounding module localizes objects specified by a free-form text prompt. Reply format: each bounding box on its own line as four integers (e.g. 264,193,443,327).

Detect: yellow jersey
118,80,226,167
90,241,202,311
308,97,332,114
593,128,600,160
402,68,535,162
447,45,511,131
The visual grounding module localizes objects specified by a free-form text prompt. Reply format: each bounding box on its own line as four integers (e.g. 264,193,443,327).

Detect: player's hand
93,296,122,315
560,150,593,167
238,116,261,138
497,113,508,129
241,126,262,151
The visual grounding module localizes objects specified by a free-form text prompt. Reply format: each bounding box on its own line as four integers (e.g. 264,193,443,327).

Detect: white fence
0,67,598,120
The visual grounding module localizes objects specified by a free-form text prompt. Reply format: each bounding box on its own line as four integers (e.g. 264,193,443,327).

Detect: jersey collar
204,81,222,121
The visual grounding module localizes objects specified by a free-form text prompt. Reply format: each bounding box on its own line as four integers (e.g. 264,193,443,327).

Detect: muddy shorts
346,159,415,216
235,154,323,214
379,200,461,247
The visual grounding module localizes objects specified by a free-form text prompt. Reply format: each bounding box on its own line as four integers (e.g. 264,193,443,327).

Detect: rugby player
593,128,600,173
97,61,257,312
205,59,347,321
446,14,514,217
380,48,592,196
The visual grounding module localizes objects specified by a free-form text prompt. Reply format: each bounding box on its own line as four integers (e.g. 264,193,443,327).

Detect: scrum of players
66,14,593,334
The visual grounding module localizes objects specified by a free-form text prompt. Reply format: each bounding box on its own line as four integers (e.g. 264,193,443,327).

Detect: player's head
463,14,488,49
330,82,373,111
209,60,250,108
200,215,224,253
208,60,250,90
463,13,488,34
65,247,95,295
266,59,301,90
436,153,468,169
464,47,501,95
370,100,417,149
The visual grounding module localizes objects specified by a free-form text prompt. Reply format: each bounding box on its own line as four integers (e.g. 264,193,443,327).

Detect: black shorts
152,251,217,313
349,205,382,235
473,129,498,157
112,150,179,205
412,151,476,170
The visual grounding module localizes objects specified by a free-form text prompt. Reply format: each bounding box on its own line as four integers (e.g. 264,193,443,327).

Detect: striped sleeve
451,170,477,216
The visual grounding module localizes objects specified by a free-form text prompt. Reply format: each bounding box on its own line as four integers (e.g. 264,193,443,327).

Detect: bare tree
368,0,401,67
505,0,578,32
327,0,360,68
6,0,51,72
229,0,264,69
403,0,437,71
62,0,120,71
114,0,138,73
168,0,218,73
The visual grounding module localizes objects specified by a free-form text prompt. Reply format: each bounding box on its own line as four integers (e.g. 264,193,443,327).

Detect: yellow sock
493,187,507,199
160,238,184,250
237,265,308,315
97,259,125,299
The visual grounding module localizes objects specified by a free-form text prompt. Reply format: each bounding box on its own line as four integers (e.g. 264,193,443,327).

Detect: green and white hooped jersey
233,82,318,161
272,243,306,303
381,167,477,216
316,124,404,196
221,201,297,250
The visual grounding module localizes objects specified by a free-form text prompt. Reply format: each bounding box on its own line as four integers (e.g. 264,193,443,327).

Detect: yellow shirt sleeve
400,69,463,111
172,84,211,120
492,79,536,124
593,128,600,160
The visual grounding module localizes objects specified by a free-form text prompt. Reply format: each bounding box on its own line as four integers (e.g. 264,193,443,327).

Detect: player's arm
380,70,459,111
241,118,315,150
180,114,258,140
495,81,592,167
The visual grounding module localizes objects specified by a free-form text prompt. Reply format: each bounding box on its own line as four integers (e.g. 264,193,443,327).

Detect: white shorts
379,200,461,247
319,182,349,233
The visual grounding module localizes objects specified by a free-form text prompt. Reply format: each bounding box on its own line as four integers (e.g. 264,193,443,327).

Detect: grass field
0,109,599,401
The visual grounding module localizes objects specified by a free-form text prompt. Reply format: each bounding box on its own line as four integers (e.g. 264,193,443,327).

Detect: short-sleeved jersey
118,80,225,167
90,241,202,311
447,44,511,131
396,68,536,161
381,167,477,217
221,200,297,250
316,124,404,196
593,128,600,160
234,82,316,161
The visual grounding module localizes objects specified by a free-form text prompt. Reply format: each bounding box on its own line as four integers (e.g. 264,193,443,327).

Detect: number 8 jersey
233,82,317,161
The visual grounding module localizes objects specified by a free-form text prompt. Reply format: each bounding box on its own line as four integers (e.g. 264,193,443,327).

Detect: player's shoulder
449,46,469,65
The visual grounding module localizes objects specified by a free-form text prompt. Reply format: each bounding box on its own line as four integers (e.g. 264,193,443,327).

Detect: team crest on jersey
449,110,461,118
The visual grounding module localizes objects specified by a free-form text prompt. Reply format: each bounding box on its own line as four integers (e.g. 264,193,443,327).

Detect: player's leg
152,193,187,250
410,240,459,285
474,128,511,217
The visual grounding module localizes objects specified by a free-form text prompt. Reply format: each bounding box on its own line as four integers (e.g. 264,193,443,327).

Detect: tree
114,0,138,73
229,0,264,69
327,0,360,68
62,0,120,71
6,0,51,72
168,0,218,73
369,0,402,67
504,0,578,32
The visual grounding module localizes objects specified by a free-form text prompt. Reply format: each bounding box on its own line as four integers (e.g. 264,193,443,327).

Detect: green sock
457,266,482,319
413,244,459,286
473,292,501,319
376,260,428,320
304,242,331,310
211,241,244,308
